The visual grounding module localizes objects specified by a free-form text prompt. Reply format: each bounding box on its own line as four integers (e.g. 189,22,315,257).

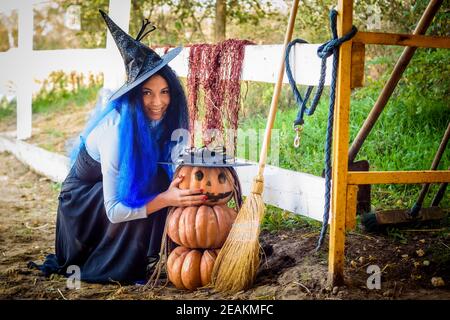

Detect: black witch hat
99,10,182,102
160,146,252,167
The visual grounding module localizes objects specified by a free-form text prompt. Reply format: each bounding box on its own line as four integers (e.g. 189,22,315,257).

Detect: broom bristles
211,178,265,293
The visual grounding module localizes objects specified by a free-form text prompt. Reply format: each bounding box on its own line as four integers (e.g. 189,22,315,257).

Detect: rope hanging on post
285,9,357,249
285,39,324,128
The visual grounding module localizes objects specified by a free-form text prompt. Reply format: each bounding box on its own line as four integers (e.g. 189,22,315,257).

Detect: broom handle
257,0,300,177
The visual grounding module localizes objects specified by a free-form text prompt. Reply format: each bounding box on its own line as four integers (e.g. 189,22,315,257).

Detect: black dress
32,145,170,284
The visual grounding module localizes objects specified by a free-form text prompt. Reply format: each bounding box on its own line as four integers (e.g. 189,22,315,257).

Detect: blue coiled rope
285,9,357,249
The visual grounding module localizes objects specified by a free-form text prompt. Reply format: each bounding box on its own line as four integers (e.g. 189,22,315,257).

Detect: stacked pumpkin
166,165,240,290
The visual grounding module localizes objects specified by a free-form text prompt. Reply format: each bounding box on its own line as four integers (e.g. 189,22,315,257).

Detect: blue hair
70,65,189,208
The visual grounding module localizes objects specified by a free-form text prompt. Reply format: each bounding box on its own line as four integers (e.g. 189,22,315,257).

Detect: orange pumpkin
178,166,234,205
167,205,237,249
167,246,219,290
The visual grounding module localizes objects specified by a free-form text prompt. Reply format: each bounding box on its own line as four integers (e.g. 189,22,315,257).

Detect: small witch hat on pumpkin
99,9,182,102
160,146,251,207
162,145,252,167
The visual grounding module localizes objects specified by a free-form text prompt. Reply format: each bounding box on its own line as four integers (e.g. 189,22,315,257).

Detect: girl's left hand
161,174,207,207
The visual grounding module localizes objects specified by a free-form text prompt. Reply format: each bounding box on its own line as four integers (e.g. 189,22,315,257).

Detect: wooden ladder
328,0,450,286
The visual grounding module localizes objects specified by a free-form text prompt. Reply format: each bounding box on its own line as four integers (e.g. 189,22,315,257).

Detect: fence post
103,0,131,94
16,1,33,140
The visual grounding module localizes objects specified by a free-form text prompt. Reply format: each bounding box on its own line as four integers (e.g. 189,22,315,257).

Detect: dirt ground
0,102,93,155
0,150,449,300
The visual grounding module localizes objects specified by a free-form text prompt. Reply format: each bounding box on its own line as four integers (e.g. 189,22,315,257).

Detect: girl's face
141,74,170,121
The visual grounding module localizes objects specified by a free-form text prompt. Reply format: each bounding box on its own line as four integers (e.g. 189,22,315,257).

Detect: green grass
386,227,409,244
0,97,16,120
51,182,62,192
0,85,101,123
237,48,450,216
44,128,64,138
33,85,101,114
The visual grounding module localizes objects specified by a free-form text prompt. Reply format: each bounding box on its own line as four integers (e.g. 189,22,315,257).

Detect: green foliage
129,0,275,45
387,227,408,244
0,71,103,121
3,0,449,50
27,0,284,48
33,0,108,50
227,0,267,25
32,71,103,114
0,96,16,119
400,48,450,108
238,47,449,213
44,128,64,138
51,182,62,192
404,0,450,36
364,47,450,115
0,10,18,52
33,84,101,114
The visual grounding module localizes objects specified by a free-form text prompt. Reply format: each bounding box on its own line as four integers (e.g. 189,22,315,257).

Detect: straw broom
211,0,301,293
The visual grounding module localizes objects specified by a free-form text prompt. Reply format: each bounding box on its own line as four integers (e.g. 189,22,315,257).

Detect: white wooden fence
0,0,333,222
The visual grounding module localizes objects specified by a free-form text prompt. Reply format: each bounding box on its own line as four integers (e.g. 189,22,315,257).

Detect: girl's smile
142,75,170,120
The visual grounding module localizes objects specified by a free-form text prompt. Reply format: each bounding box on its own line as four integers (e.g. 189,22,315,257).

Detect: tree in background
3,1,448,49
2,0,447,107
33,0,108,50
215,0,226,42
128,0,272,45
0,10,17,52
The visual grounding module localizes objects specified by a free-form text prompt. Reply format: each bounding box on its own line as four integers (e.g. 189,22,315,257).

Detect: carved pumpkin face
178,166,234,205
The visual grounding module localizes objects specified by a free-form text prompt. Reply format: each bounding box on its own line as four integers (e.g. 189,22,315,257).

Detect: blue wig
70,65,189,208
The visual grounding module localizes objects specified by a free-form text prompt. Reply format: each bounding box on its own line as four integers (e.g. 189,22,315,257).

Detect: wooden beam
347,170,450,185
351,42,365,88
354,31,450,49
345,185,358,231
328,0,353,288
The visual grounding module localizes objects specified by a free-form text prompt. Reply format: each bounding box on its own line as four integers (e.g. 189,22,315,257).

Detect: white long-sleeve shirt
85,109,150,224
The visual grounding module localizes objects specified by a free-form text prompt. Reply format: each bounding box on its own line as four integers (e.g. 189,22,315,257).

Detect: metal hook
294,125,303,148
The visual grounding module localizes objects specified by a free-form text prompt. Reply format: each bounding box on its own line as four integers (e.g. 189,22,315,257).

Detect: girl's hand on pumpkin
162,174,207,207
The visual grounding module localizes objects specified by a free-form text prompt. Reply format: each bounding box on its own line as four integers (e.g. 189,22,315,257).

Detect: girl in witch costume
30,10,207,284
